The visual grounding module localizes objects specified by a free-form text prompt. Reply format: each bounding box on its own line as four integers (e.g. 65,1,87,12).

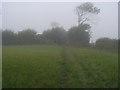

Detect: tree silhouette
75,2,100,25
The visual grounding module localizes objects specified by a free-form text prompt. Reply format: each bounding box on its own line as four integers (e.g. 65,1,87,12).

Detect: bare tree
51,22,59,29
75,2,100,25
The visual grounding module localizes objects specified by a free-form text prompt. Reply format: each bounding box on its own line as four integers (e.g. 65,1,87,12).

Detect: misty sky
2,2,118,42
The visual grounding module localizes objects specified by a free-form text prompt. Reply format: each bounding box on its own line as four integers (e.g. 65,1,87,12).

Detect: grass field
0,46,2,89
2,45,118,88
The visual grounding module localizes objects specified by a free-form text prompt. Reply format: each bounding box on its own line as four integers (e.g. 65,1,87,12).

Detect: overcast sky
1,2,118,42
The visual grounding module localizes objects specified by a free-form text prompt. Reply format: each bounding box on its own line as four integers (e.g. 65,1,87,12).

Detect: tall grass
2,45,118,88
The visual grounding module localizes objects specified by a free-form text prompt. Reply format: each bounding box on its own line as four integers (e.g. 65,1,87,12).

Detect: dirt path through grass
59,47,111,88
59,47,69,88
3,45,118,88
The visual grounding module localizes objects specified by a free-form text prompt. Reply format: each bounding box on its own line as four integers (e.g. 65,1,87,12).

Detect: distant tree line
95,38,118,53
2,25,118,53
2,23,91,47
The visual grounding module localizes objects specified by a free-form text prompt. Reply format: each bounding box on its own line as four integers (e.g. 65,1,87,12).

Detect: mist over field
2,2,118,42
1,1,119,88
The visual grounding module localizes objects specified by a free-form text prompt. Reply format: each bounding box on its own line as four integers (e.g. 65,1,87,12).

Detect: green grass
3,45,118,88
0,45,2,89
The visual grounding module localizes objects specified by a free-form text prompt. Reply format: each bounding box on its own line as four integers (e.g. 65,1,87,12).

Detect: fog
1,2,119,88
118,2,120,38
2,2,118,42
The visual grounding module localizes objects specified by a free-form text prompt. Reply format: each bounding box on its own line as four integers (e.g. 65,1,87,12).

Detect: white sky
1,1,119,42
1,0,119,2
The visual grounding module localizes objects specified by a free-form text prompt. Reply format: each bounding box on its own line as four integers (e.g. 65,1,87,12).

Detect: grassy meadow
2,45,118,88
0,46,2,89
